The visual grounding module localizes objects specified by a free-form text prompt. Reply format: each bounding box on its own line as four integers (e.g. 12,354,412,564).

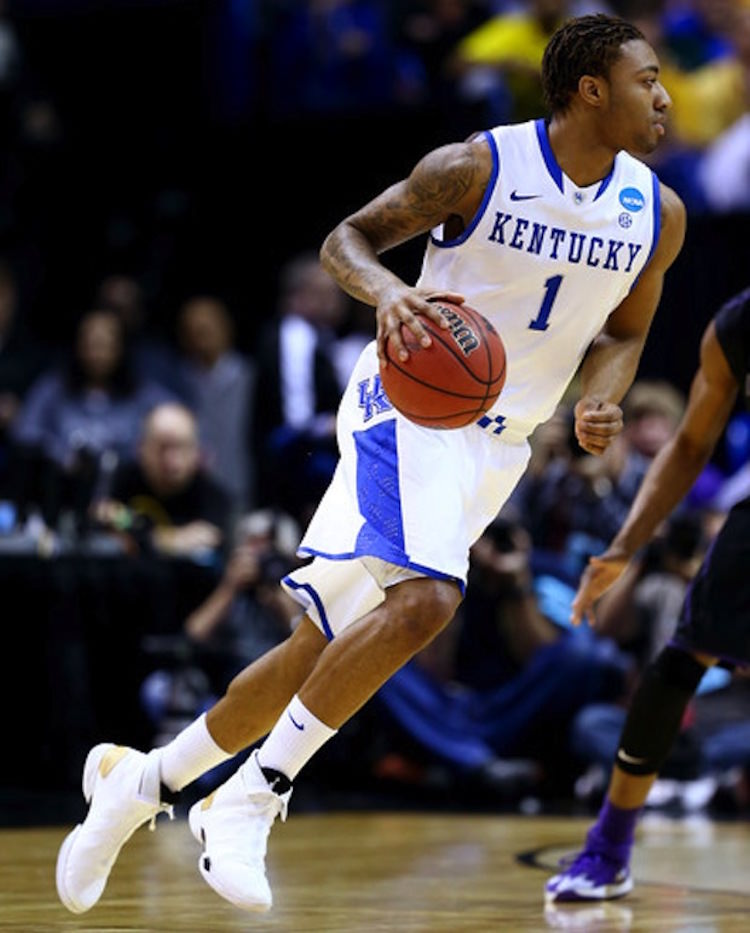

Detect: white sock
158,713,232,792
257,695,337,781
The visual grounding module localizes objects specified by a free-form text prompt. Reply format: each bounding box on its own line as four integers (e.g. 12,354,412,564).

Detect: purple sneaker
545,849,632,903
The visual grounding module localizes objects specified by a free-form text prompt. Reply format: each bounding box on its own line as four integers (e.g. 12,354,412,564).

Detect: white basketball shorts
282,340,531,639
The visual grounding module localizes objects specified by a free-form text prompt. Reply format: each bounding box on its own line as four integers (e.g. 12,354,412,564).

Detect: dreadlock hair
542,14,645,115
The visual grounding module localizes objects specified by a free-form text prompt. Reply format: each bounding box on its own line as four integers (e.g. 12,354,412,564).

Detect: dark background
4,0,746,405
3,0,437,352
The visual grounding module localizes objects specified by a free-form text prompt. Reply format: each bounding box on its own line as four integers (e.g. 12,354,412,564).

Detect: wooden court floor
2,810,749,931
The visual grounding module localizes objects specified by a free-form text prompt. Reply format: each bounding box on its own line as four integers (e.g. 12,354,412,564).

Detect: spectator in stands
11,307,174,529
139,508,304,775
176,293,255,512
694,5,750,214
330,298,375,393
627,0,750,211
95,272,188,400
0,259,48,501
446,0,603,126
253,251,348,525
517,380,686,576
636,2,745,150
184,508,303,688
92,401,233,563
394,0,492,133
660,0,736,70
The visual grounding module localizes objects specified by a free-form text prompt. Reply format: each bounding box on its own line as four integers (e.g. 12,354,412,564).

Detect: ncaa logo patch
619,187,645,212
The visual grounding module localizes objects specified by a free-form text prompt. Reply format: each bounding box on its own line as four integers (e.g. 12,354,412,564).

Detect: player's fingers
570,592,588,626
579,442,608,456
399,308,432,349
575,434,609,455
376,322,388,364
577,419,622,437
423,292,466,327
377,314,405,363
387,324,410,362
424,290,465,305
579,405,622,422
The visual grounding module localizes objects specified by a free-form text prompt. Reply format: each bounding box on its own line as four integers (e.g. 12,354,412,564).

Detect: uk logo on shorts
619,187,645,212
357,375,393,422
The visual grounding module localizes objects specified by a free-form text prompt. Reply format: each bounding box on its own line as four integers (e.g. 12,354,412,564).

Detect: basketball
380,300,506,429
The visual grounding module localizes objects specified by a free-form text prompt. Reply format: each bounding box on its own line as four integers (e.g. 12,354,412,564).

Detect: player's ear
578,74,605,107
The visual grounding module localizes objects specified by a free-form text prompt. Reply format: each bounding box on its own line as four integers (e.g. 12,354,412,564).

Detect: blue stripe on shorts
353,420,408,566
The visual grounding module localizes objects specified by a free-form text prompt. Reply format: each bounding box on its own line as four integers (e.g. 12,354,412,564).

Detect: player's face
603,39,671,155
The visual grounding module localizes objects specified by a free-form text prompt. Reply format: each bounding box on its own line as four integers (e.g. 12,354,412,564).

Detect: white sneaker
188,750,291,912
56,743,174,913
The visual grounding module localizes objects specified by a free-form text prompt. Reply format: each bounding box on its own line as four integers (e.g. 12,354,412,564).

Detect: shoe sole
544,875,634,903
197,856,271,913
56,825,86,913
190,800,271,913
55,743,116,914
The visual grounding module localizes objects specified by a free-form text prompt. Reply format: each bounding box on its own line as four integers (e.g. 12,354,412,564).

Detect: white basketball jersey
417,118,661,437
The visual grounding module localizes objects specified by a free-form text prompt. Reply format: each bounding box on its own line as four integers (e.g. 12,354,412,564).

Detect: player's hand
574,397,623,455
570,551,630,627
376,288,464,364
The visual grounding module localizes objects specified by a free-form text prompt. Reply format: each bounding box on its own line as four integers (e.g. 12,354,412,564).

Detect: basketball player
56,15,686,915
546,285,749,903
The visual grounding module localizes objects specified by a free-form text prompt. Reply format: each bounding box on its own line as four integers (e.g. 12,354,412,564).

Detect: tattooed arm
320,137,492,362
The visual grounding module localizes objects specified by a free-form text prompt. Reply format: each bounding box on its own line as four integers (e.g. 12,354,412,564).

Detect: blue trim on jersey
281,575,334,640
429,130,499,248
646,170,662,265
594,157,617,201
535,119,563,193
296,547,467,595
536,118,617,202
627,170,661,294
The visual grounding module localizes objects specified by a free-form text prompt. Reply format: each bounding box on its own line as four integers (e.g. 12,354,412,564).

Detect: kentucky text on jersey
487,210,643,271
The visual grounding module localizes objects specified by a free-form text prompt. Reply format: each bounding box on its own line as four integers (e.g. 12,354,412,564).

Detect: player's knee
392,579,462,648
616,645,707,777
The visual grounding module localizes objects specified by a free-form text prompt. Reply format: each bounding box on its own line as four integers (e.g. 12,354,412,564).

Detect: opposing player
546,285,748,904
56,14,685,915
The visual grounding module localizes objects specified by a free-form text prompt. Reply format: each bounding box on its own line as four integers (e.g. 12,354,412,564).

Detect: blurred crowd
252,0,750,214
2,0,750,816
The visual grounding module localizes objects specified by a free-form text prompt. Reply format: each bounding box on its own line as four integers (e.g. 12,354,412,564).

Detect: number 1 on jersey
529,274,563,331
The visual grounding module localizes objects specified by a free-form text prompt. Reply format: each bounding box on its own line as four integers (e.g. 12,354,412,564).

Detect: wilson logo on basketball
436,305,480,355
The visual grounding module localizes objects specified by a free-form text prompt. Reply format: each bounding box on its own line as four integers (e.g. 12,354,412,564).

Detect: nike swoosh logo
617,748,647,765
288,711,305,731
510,190,541,201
